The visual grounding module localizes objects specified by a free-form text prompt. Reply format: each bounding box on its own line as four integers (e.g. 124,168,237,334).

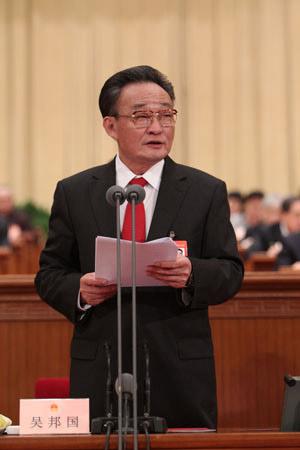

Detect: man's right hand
80,272,117,306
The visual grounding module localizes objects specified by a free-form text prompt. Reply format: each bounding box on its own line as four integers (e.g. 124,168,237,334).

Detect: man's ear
103,116,118,141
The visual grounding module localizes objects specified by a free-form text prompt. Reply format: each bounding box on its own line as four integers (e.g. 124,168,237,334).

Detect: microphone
115,373,134,432
125,185,145,204
115,372,134,395
106,185,126,206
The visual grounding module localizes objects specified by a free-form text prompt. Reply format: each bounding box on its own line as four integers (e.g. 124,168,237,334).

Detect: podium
1,431,300,450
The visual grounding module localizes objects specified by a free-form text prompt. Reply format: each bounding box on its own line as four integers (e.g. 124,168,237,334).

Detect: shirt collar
115,154,164,190
280,222,289,237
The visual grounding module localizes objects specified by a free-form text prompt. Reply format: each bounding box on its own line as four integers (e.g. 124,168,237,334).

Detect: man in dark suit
278,232,300,268
245,196,300,259
0,217,8,246
35,66,244,429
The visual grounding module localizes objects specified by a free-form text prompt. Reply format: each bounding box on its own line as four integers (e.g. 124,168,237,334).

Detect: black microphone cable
104,420,114,450
103,342,113,449
142,420,151,450
122,395,129,450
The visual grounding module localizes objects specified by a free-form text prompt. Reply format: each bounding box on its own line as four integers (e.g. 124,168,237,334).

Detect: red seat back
35,377,70,398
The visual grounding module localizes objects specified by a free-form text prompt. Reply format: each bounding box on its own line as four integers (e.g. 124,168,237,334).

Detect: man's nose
147,116,163,133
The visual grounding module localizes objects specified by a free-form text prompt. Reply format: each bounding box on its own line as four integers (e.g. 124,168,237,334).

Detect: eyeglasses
113,109,178,129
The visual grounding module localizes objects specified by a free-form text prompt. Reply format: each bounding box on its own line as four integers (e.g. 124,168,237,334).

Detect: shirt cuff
77,291,92,311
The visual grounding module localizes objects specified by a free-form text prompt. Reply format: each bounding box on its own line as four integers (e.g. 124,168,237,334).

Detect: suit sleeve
35,181,82,323
187,180,244,307
277,237,296,267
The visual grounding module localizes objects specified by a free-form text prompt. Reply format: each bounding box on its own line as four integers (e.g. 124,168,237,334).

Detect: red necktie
122,177,148,242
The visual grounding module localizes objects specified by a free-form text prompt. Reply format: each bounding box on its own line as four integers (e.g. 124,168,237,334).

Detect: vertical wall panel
286,0,300,194
213,0,238,183
30,0,67,204
185,0,215,173
258,0,289,193
235,0,262,191
0,0,31,201
0,0,9,185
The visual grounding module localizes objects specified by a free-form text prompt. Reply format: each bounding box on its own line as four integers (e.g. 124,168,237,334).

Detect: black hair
244,190,264,203
99,65,175,117
281,196,300,213
228,191,244,203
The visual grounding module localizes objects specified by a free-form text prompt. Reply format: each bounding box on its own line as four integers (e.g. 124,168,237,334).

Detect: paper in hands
95,236,178,287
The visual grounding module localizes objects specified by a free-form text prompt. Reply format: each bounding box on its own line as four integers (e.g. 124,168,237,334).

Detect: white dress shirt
115,154,164,238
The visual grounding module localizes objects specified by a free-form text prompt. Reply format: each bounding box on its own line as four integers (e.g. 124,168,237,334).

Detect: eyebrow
132,102,173,109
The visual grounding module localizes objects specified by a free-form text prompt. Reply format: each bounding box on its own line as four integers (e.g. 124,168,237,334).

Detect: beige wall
1,0,300,209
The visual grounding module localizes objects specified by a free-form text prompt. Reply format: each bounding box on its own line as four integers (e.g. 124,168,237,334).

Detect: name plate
19,398,90,434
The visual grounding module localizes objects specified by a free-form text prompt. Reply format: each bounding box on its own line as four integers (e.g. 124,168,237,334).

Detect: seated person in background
228,191,245,241
277,232,300,270
0,217,8,246
248,195,300,259
0,186,35,246
239,191,265,254
261,193,282,226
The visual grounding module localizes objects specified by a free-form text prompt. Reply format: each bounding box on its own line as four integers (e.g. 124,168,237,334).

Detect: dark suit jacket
245,222,283,255
35,157,244,428
278,232,300,266
0,217,8,246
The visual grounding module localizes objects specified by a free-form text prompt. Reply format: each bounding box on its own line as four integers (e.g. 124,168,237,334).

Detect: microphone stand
91,185,167,445
115,192,123,450
132,197,139,450
127,189,140,450
91,186,125,450
126,185,167,446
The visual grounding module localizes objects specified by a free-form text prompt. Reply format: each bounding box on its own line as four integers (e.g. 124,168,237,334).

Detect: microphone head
126,184,146,205
115,373,134,395
106,185,126,206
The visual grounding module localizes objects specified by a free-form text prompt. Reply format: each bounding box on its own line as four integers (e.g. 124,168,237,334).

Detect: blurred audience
228,191,246,241
0,217,8,246
0,186,35,247
243,191,264,230
278,232,300,270
261,193,282,226
238,191,265,252
229,189,300,267
255,196,300,255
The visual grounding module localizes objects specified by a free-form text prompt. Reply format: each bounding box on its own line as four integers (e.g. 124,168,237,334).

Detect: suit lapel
147,157,190,241
88,156,190,241
89,159,117,238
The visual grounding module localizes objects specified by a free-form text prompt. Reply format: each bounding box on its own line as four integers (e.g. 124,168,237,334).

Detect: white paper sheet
95,236,178,287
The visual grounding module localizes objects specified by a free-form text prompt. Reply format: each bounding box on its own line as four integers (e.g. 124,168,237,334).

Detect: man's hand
292,261,300,271
80,272,117,306
146,255,192,289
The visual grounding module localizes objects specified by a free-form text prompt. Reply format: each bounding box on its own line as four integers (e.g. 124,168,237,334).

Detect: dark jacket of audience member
0,217,8,246
278,232,300,267
246,196,300,257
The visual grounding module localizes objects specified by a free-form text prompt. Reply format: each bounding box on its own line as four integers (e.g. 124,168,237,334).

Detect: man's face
0,190,13,215
284,200,300,233
103,82,175,174
244,198,263,226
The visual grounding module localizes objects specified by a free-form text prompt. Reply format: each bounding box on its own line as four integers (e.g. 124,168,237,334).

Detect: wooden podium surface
1,272,300,429
1,432,300,450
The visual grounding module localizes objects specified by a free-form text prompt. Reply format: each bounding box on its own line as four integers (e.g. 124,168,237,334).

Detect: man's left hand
146,255,192,289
